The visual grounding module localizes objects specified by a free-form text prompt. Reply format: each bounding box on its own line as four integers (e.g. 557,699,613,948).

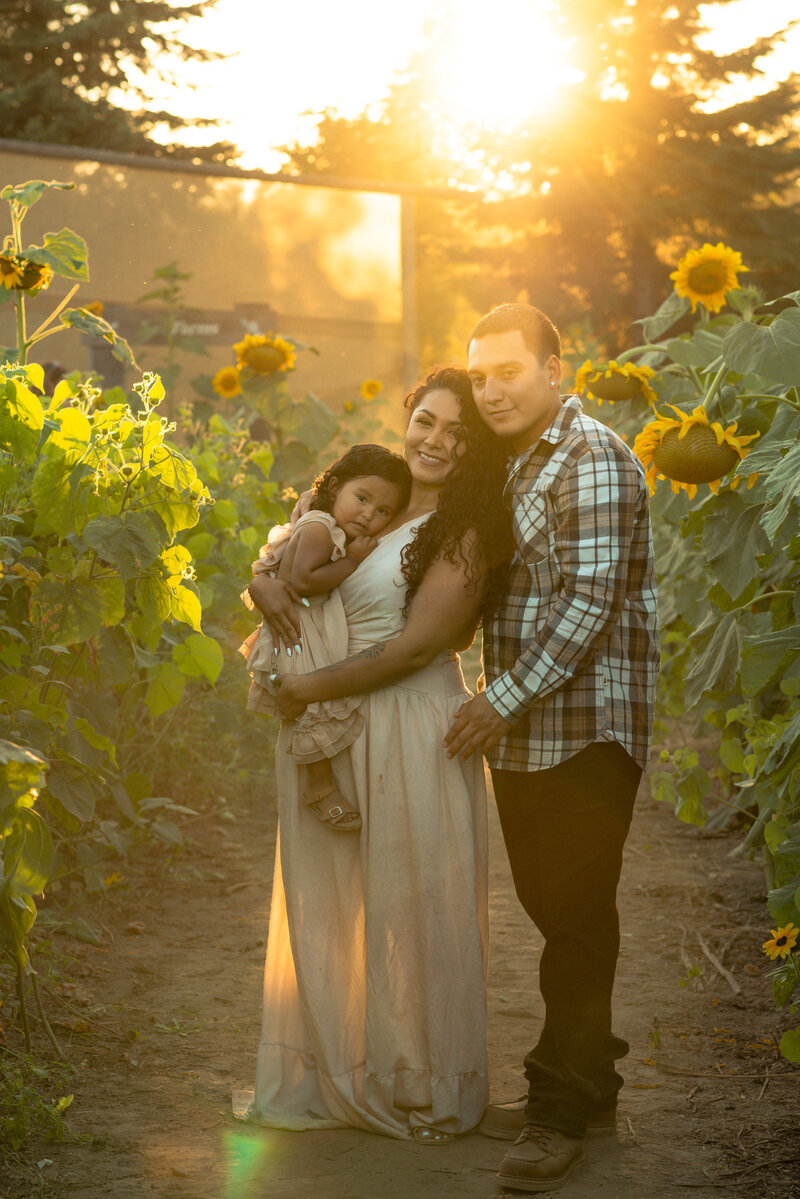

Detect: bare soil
4,761,800,1199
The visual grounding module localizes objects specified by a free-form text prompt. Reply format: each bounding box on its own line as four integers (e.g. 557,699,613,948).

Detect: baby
240,443,410,832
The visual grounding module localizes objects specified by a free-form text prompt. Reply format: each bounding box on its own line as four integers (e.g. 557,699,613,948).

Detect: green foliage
0,365,224,978
134,262,208,420
0,184,393,1155
0,1051,75,1153
195,334,344,500
0,0,234,161
0,179,137,371
599,262,800,1063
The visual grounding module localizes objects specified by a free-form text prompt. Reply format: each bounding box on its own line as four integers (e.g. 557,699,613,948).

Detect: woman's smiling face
404,388,466,486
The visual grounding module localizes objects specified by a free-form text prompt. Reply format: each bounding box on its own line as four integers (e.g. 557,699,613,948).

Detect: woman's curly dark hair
310,443,411,514
400,366,514,623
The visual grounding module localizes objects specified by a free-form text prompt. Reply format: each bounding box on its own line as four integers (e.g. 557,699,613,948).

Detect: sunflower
0,253,24,289
633,405,759,498
19,260,53,295
360,378,383,401
234,333,296,375
574,359,657,406
344,400,355,412
212,365,242,399
762,923,799,961
670,243,748,314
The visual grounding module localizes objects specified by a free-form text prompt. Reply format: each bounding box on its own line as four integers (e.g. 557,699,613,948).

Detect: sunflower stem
763,846,776,892
728,589,795,615
27,283,81,344
31,969,65,1061
14,292,27,365
15,959,32,1053
703,364,728,412
740,392,800,410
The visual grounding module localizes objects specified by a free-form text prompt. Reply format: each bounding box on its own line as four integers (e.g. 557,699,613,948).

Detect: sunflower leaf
25,228,88,281
664,328,724,369
740,627,800,696
145,662,186,718
779,1028,800,1064
683,611,742,709
82,512,162,581
759,440,800,542
722,308,800,385
632,291,690,341
700,491,770,599
60,308,138,368
767,881,800,925
1,180,74,211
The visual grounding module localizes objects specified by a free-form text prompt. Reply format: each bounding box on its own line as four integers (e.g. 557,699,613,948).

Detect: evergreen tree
481,0,800,337
0,0,235,161
283,2,800,347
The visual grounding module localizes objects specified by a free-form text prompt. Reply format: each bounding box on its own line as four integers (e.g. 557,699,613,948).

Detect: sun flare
424,1,581,135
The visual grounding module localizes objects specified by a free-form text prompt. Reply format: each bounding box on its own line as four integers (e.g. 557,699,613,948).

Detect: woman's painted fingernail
294,644,302,655
286,646,292,657
273,646,280,656
300,597,311,607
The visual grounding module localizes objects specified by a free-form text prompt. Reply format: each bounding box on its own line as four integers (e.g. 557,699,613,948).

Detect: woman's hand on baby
346,535,379,565
274,676,307,721
248,575,304,649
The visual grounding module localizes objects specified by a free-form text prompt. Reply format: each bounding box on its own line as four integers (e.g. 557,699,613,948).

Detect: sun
423,0,582,135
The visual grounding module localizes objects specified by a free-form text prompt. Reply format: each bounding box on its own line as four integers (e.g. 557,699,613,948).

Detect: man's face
468,329,562,455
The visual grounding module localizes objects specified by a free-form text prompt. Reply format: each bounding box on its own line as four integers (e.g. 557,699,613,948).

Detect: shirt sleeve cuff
484,674,529,723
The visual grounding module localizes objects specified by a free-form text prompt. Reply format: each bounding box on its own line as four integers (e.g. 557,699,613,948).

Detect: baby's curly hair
400,366,513,623
310,443,411,515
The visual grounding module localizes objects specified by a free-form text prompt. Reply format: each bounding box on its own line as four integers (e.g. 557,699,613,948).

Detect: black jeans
491,741,642,1139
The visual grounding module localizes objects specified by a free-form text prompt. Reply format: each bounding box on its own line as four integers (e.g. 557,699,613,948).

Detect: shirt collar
507,394,583,473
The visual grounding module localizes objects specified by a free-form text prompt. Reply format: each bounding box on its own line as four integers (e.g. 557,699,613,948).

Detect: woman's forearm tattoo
314,643,387,677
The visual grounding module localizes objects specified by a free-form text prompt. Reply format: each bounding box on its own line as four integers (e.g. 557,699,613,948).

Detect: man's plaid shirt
484,395,659,772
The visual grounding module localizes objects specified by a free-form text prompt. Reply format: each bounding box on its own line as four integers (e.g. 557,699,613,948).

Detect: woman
238,366,512,1142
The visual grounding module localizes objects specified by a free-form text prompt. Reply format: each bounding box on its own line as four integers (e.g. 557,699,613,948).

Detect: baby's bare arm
287,523,370,596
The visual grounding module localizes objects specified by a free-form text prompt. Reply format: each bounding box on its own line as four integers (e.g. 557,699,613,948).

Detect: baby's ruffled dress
240,510,363,762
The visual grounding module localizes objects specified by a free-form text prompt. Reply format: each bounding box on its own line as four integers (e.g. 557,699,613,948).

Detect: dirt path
7,766,799,1199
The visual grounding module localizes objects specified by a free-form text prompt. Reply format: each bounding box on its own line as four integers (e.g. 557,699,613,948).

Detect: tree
280,81,484,364
0,0,235,161
478,0,800,339
282,2,800,349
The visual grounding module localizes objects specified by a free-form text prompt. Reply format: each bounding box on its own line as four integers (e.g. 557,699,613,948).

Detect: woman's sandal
411,1126,458,1145
303,782,362,832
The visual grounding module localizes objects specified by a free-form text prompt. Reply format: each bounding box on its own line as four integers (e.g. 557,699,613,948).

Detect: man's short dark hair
469,303,561,364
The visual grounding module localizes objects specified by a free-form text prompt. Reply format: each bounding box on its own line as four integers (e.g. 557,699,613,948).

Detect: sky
148,0,800,169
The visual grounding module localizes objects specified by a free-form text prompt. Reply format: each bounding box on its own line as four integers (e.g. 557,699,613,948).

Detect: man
444,303,659,1192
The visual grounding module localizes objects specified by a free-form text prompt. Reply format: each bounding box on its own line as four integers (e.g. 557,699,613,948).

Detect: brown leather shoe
497,1124,584,1192
479,1096,616,1141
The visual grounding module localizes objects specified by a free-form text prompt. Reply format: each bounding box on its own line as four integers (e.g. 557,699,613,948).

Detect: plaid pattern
484,395,659,772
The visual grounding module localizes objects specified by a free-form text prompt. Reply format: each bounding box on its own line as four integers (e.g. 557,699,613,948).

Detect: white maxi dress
238,517,490,1138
